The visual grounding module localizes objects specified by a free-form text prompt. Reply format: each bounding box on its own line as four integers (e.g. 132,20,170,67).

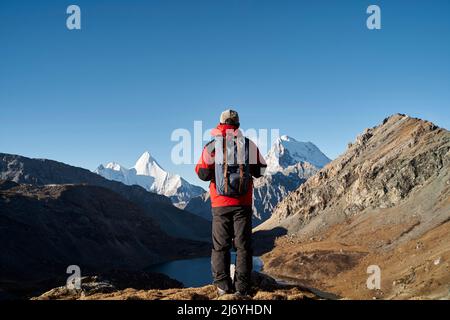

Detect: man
195,109,267,296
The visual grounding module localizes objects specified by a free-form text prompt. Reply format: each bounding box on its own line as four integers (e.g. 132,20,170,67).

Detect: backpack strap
223,138,228,194
237,137,245,194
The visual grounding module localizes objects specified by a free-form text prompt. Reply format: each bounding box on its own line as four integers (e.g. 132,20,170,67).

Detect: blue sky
1,0,449,186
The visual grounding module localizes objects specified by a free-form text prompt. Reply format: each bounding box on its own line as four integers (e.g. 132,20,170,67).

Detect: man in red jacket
195,109,267,296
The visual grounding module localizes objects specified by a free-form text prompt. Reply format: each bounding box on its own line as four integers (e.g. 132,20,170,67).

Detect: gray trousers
211,206,253,292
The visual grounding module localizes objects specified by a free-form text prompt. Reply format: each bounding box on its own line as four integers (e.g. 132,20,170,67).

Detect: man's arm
195,141,215,181
249,140,267,178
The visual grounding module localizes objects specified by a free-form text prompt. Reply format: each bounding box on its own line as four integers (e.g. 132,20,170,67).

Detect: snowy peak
95,151,205,206
95,161,138,186
134,151,166,177
135,151,153,167
266,136,331,173
105,162,125,171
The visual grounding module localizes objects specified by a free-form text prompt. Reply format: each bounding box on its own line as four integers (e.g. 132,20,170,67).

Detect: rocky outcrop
0,153,211,242
33,272,320,301
257,114,450,299
32,270,184,300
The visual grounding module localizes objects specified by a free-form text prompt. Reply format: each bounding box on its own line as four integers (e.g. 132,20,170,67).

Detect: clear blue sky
1,0,449,186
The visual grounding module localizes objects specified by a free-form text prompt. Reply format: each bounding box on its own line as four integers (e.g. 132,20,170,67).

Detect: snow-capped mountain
95,151,205,207
265,135,331,174
184,136,331,226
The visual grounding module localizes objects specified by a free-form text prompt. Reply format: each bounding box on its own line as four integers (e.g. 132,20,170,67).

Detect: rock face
257,114,450,299
95,151,205,207
253,162,319,225
0,153,211,242
0,181,210,298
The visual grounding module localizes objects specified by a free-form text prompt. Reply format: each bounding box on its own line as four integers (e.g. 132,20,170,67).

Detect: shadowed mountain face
257,114,450,299
0,181,210,298
182,192,212,221
0,153,211,242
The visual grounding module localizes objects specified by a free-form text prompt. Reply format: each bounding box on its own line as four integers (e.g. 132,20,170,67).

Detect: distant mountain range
95,151,205,207
0,152,211,242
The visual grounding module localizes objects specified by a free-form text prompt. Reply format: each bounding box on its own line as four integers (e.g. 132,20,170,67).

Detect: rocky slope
0,153,211,242
256,114,450,299
0,181,209,298
95,151,205,207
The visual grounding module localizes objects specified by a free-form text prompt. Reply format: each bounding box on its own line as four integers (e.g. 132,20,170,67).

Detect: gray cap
220,109,240,126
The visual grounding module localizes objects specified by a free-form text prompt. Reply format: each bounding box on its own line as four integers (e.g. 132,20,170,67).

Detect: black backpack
212,136,252,197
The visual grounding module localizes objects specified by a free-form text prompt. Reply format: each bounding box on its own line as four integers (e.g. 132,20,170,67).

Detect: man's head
220,109,240,127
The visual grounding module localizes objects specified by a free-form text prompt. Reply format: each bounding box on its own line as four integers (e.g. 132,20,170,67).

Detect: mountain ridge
259,114,449,232
0,152,211,242
256,114,450,299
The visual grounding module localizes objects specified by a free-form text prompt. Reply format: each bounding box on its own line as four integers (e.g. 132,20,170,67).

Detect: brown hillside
256,114,450,299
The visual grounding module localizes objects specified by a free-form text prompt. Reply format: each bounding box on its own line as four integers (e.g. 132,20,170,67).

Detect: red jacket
195,124,267,208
